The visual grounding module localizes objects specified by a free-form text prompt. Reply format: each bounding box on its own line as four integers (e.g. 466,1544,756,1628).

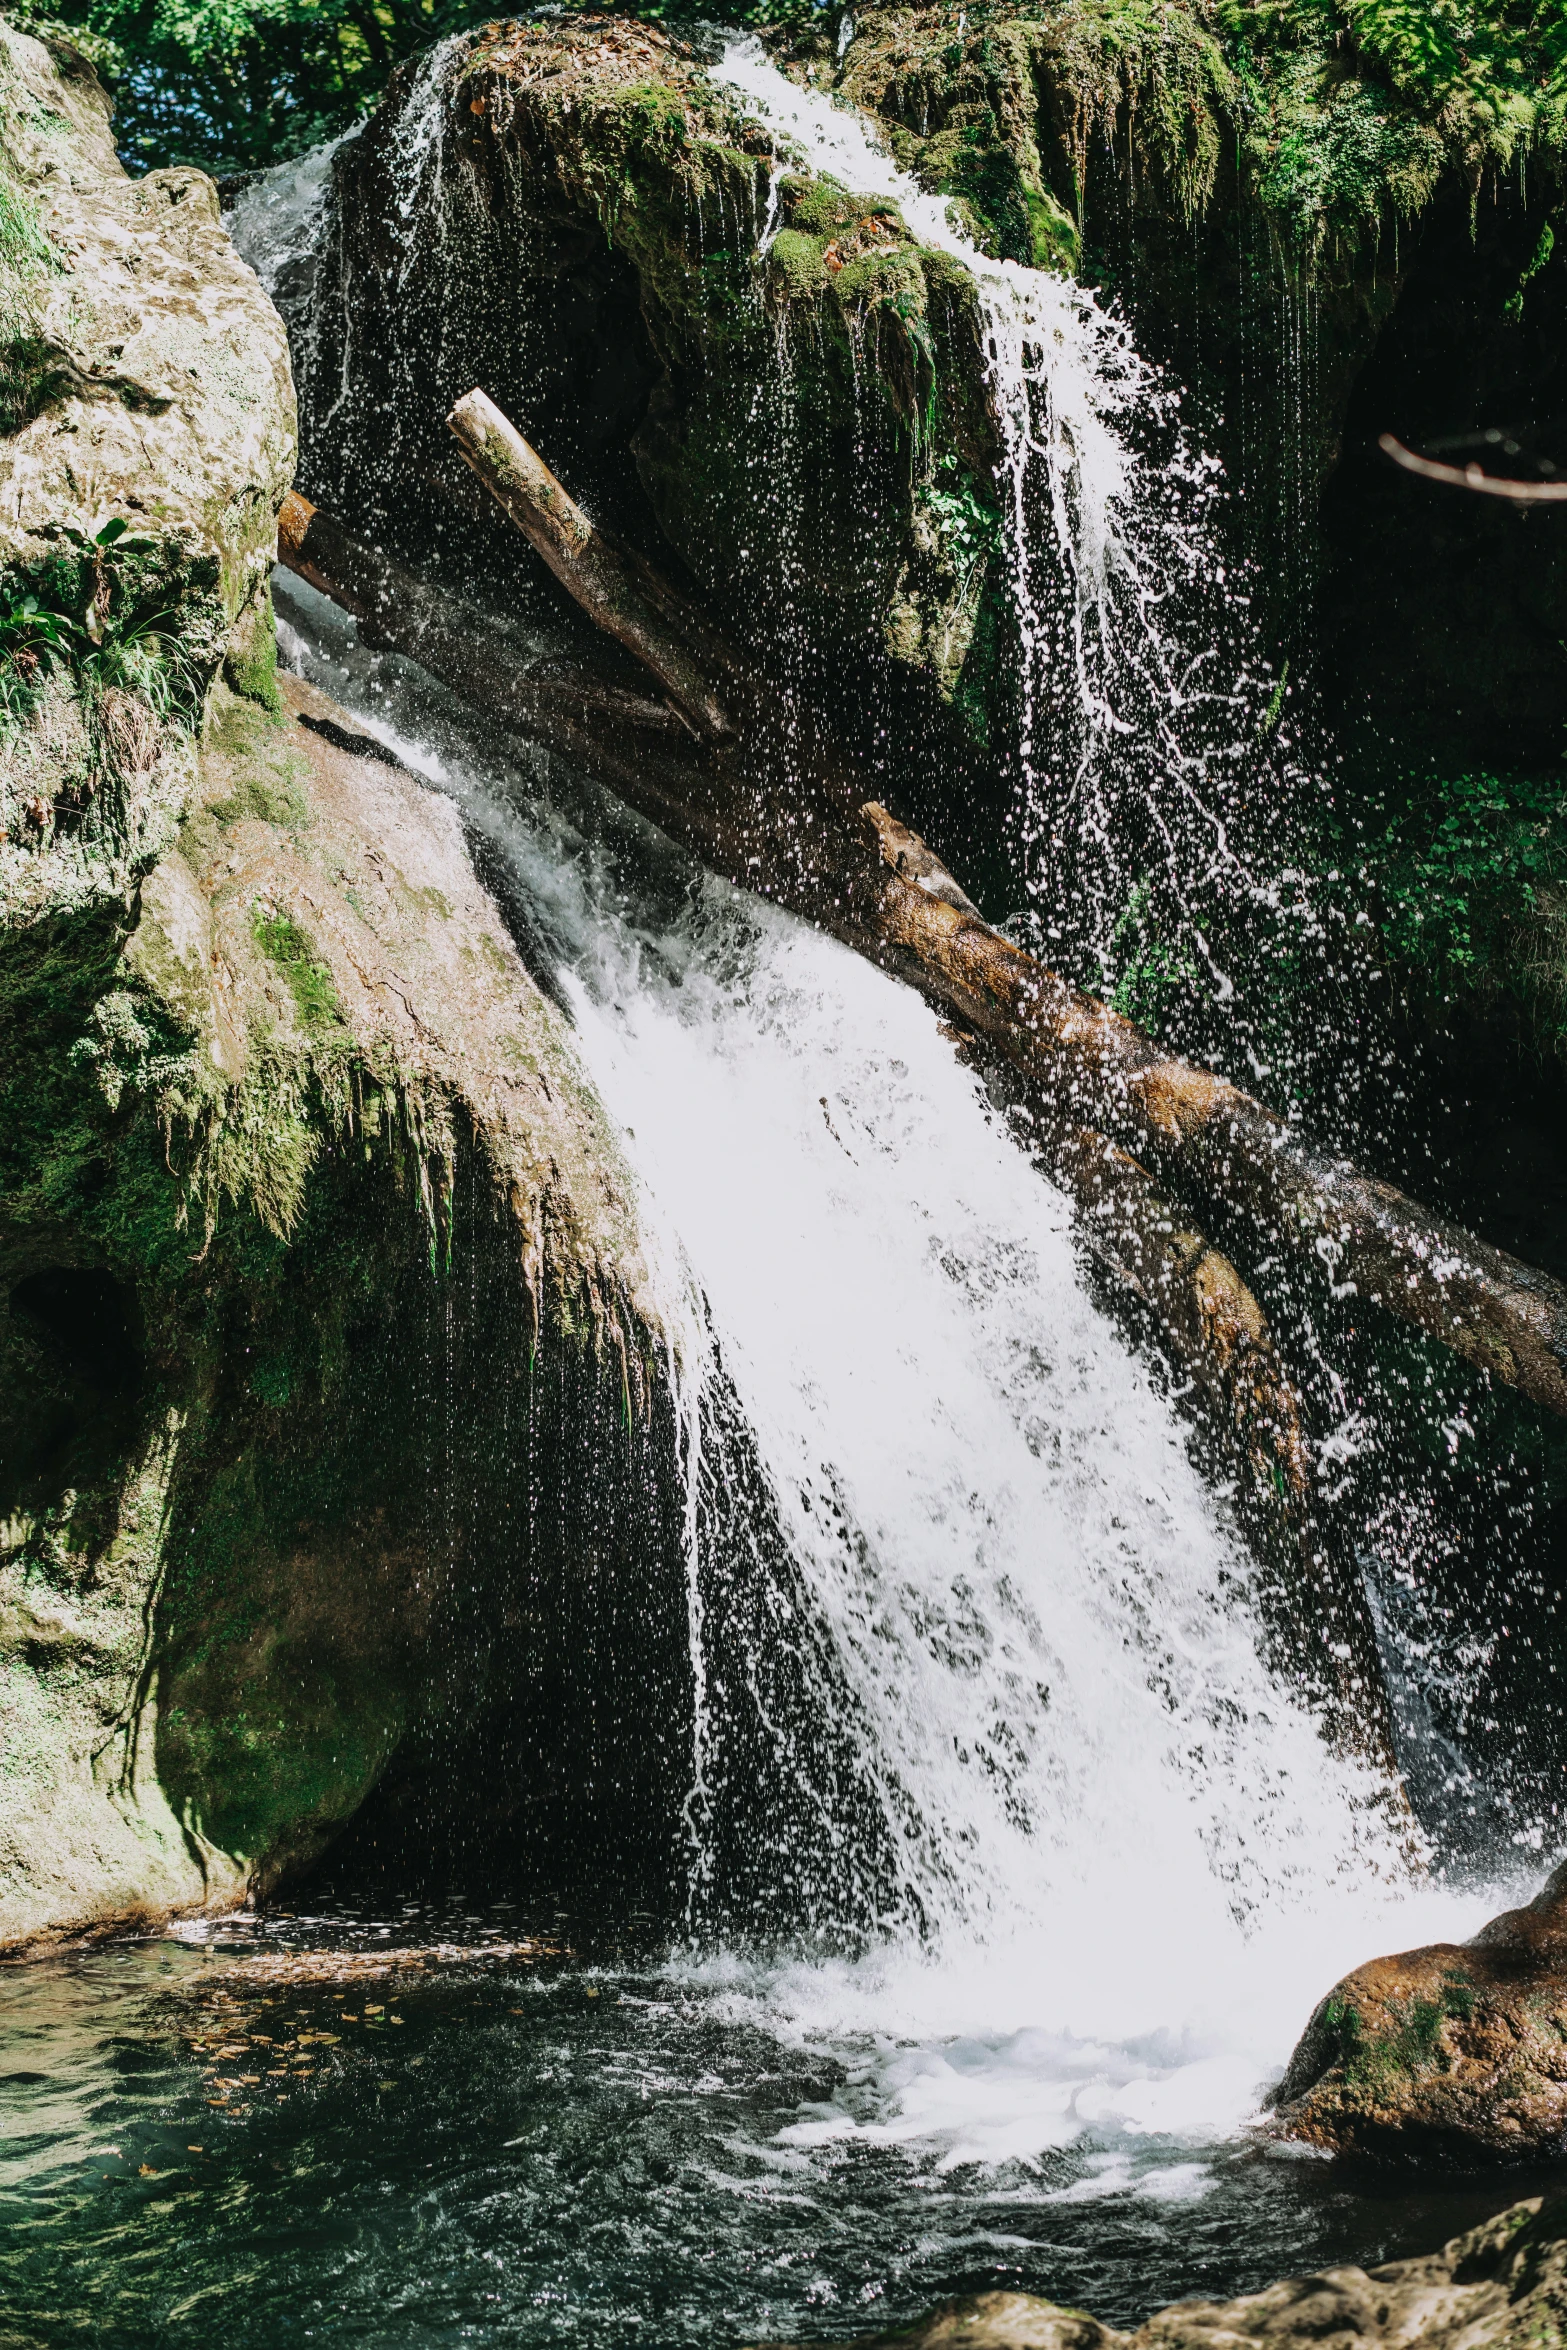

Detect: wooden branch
446,391,737,738
1379,432,1567,503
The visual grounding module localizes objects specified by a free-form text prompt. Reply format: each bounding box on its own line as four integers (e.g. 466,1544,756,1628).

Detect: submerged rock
755,2198,1567,2350
1268,1863,1567,2161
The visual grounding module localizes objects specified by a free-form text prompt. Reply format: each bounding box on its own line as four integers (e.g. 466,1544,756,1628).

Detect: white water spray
712,36,1272,992
275,575,1507,2180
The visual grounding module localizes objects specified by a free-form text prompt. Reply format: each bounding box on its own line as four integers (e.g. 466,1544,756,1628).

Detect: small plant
0,514,185,725
1100,876,1201,1028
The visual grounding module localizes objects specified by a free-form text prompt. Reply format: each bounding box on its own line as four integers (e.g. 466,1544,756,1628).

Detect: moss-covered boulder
0,24,687,1950
0,17,292,912
293,12,1006,748
1267,1861,1567,2161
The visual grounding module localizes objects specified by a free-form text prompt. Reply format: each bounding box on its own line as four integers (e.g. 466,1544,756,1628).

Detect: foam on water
274,576,1514,2184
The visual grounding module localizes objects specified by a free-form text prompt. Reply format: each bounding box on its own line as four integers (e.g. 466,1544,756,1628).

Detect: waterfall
273,569,1501,2171
711,36,1283,1013
239,49,1515,2180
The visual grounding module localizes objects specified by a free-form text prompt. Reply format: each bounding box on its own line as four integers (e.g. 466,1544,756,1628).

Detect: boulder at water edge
1267,1861,1567,2161
756,2197,1567,2350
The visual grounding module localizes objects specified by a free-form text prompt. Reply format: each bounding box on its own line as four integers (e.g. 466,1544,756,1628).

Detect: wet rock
0,29,686,1953
756,2197,1567,2350
1268,1862,1567,2161
292,13,1003,741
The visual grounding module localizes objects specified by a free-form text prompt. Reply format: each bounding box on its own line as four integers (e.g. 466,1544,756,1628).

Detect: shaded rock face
0,29,693,1949
2,675,694,1951
1268,1863,1567,2162
288,12,1009,869
755,2197,1567,2350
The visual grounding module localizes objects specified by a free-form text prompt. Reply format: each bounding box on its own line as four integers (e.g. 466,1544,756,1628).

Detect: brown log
446,392,736,738
438,405,1567,1426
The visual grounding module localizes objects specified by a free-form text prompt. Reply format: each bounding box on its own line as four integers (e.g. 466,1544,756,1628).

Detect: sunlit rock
1269,1862,1567,2161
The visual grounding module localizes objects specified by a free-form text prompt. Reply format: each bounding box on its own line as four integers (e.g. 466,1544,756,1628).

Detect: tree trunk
437,394,1567,1428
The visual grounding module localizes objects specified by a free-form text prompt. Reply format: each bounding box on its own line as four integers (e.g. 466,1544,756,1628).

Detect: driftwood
441,391,1567,1427
278,465,1392,1754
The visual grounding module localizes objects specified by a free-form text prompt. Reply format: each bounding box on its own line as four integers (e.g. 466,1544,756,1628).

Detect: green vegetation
0,515,186,719
251,902,348,1040
0,167,59,427
1335,769,1567,1056
1099,877,1202,1028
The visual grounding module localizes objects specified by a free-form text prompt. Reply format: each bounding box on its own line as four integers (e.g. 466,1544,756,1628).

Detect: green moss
223,588,283,713
1024,183,1080,272
1324,1973,1481,2097
250,902,346,1041
206,697,308,829
767,224,830,296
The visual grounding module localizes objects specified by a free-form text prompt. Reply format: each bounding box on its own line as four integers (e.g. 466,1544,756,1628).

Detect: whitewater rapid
271,574,1508,2185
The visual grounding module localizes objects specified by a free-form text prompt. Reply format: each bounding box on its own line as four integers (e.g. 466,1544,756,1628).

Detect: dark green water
4,1903,1565,2349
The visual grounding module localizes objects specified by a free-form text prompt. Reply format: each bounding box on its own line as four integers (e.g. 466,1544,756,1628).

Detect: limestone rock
1,674,676,1952
1268,1862,1567,2160
0,19,293,920
755,2198,1567,2350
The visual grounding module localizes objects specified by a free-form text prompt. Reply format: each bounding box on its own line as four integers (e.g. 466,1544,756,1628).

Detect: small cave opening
1,1263,149,1514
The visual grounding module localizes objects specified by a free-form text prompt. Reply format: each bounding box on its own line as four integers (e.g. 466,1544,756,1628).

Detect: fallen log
276,475,1391,1757
442,390,1567,1427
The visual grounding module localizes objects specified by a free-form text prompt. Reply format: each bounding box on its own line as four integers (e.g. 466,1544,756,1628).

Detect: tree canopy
10,0,499,173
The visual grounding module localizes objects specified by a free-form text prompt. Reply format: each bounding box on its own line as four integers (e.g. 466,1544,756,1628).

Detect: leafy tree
9,0,506,174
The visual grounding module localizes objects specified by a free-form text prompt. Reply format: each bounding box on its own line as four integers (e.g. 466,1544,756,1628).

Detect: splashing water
226,17,1539,2205
274,573,1509,2179
712,35,1283,1009
228,127,356,344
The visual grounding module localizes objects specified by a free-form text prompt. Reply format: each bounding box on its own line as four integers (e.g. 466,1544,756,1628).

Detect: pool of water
4,1900,1563,2349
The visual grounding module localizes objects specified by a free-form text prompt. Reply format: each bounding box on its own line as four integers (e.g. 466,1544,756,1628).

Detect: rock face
0,18,292,908
755,2198,1567,2350
292,11,1004,759
1,655,691,1951
0,27,689,1949
1268,1863,1567,2161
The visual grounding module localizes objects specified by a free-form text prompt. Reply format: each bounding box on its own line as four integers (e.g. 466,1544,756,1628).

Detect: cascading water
80,51,1534,2344
265,566,1506,2182
702,33,1561,1858
711,35,1290,1023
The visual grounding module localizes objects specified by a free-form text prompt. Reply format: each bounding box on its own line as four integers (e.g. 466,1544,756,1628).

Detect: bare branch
1379,432,1567,503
